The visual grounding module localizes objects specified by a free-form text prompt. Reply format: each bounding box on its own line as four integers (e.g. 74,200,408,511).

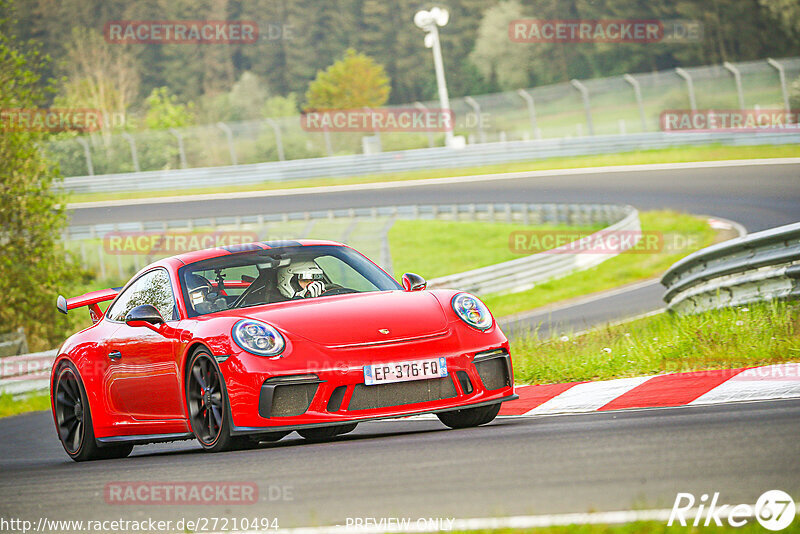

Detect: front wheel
186,350,236,452
436,403,501,429
54,362,133,461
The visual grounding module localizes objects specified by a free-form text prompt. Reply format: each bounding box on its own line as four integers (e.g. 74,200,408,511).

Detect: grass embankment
67,144,800,204
510,301,800,385
0,392,50,419
391,211,716,316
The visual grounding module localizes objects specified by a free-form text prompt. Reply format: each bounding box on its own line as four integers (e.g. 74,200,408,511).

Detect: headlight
451,293,493,331
232,319,285,357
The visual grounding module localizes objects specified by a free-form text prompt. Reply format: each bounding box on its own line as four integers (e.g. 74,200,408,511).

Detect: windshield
178,245,401,317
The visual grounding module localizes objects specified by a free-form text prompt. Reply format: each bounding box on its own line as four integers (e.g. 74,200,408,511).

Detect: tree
0,0,77,350
143,87,194,130
263,93,300,117
470,0,530,90
758,0,800,40
304,48,390,110
58,27,139,131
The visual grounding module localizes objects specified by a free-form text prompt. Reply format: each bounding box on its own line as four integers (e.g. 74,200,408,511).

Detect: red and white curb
498,363,800,417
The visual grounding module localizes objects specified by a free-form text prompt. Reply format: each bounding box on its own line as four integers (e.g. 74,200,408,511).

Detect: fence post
675,68,697,111
570,79,594,136
464,96,486,143
379,217,396,275
264,118,285,161
169,128,188,168
363,107,382,152
121,132,140,172
516,89,540,139
767,58,790,112
723,61,745,110
322,125,333,156
216,122,238,165
623,74,647,132
414,102,435,147
76,137,94,176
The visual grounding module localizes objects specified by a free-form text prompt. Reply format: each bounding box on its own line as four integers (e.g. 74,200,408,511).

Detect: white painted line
67,157,800,210
525,375,652,415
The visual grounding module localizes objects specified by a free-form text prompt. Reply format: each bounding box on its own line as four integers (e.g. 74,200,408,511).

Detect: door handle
108,351,122,361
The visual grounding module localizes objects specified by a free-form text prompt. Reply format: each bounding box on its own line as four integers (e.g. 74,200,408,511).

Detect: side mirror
125,304,164,331
402,273,427,292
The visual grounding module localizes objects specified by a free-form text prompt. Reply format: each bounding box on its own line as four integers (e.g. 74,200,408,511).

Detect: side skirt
96,432,194,447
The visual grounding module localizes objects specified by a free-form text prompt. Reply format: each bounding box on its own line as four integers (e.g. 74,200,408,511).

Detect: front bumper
221,333,515,435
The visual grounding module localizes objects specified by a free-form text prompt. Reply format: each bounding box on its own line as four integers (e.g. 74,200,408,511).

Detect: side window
106,270,176,322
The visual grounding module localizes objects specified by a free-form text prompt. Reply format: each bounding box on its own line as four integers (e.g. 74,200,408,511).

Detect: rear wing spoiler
57,288,119,323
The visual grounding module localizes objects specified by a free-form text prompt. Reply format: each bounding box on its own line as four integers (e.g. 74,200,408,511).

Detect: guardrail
59,131,800,194
661,222,800,313
0,350,55,396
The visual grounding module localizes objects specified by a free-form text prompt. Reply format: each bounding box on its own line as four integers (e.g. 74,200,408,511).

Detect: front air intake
348,377,457,411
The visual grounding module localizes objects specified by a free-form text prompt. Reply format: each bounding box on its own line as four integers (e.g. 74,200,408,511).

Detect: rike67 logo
669,490,796,530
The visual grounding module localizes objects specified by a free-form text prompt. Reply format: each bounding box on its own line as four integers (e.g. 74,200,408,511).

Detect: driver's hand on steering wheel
303,280,325,298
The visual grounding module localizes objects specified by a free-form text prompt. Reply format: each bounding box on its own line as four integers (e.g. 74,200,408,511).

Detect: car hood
242,290,449,346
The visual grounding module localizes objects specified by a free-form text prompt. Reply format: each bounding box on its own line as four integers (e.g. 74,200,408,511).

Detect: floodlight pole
415,8,454,148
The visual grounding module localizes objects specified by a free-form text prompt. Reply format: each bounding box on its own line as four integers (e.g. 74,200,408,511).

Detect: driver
186,273,226,313
277,260,326,299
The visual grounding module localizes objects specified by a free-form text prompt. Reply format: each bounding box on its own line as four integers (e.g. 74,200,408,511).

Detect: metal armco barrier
661,222,800,313
59,131,800,194
0,350,56,396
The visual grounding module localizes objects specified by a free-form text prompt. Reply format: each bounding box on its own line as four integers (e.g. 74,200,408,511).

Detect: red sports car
51,240,516,461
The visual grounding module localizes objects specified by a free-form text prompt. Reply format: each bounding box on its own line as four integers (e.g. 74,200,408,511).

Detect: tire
298,423,357,442
436,403,501,429
53,362,133,462
186,349,236,452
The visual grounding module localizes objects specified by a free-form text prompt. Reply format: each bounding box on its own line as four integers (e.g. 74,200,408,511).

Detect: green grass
511,301,800,385
0,391,51,418
390,211,716,317
389,220,602,280
482,211,717,317
66,144,800,204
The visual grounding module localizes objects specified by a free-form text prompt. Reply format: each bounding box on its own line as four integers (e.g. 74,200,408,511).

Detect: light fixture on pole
414,7,455,148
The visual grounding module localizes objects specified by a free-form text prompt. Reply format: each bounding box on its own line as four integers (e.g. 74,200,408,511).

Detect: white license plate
363,357,448,385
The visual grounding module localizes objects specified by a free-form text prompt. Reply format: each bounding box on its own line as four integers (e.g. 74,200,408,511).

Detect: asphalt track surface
1,400,799,529
1,161,796,529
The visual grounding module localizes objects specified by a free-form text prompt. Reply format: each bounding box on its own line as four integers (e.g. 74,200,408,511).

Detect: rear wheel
298,423,357,442
54,363,133,461
436,403,501,429
187,350,236,452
